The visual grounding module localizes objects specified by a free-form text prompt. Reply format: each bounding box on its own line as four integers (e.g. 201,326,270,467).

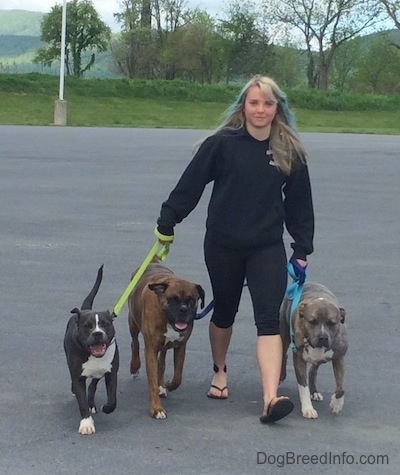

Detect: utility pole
54,0,68,126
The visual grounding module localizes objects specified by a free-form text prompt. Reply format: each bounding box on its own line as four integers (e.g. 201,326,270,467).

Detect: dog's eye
84,322,93,329
187,298,195,307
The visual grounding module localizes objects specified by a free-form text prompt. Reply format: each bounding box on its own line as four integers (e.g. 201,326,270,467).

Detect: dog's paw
298,385,318,419
131,368,140,379
159,386,167,398
78,416,96,435
311,392,323,401
330,394,344,414
130,360,141,376
165,380,180,392
302,408,319,419
101,402,116,414
152,408,167,419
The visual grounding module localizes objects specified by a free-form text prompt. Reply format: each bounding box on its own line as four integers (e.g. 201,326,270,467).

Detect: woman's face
244,85,277,135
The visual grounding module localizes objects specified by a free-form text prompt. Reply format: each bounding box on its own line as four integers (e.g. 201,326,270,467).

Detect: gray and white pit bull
280,282,348,419
64,265,119,435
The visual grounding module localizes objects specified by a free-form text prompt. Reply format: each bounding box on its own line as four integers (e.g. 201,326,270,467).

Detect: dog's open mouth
89,343,107,357
173,322,188,332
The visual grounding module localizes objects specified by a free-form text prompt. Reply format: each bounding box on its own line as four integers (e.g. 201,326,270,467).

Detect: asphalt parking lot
1,126,399,474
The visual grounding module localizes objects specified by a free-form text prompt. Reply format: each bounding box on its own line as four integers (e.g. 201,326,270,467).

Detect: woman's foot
260,396,294,423
207,363,228,399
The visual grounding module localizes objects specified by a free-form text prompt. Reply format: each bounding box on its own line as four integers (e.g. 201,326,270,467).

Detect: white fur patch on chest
302,346,333,364
81,341,116,379
164,324,184,345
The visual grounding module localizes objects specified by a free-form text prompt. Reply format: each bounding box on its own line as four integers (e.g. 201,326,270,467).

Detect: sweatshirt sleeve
283,159,315,260
157,135,222,235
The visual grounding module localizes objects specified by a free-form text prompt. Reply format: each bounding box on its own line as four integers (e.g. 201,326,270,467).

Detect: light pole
54,0,68,125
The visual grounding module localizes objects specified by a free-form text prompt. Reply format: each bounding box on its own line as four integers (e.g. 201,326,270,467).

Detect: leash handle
112,240,171,317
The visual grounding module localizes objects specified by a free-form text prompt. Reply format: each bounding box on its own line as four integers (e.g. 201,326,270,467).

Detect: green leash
112,239,171,318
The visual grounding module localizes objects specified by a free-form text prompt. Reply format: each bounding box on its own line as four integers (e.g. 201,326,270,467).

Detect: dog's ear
339,307,346,323
70,307,80,316
196,285,205,309
105,309,115,320
298,301,307,318
148,282,169,294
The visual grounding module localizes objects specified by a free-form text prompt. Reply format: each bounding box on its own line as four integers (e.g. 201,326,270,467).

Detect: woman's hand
289,256,307,285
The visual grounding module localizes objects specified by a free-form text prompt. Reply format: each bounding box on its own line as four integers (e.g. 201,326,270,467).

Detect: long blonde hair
214,75,308,175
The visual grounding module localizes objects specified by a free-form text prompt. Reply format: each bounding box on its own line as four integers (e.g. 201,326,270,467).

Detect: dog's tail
81,264,104,310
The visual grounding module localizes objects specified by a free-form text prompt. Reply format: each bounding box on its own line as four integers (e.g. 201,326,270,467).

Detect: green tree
34,0,111,77
112,0,158,78
269,0,382,90
330,37,362,91
219,0,268,82
269,42,303,88
162,11,224,83
355,33,400,93
113,0,192,79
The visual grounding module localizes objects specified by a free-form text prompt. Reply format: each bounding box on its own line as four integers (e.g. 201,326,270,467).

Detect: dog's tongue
175,322,188,331
90,344,107,357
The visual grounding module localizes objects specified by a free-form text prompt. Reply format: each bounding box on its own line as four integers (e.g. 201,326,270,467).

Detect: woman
155,75,314,423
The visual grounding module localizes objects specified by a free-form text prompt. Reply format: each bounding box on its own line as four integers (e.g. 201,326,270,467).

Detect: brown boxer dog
128,259,205,419
280,282,348,419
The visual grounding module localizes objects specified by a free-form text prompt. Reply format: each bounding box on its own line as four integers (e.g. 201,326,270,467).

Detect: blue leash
194,299,215,320
286,262,305,353
194,283,248,320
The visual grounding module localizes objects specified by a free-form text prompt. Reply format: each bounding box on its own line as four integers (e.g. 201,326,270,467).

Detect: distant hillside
0,10,43,36
0,35,42,57
361,28,400,46
0,9,120,78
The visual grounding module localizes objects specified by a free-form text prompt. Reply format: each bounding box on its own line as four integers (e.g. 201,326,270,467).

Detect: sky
0,0,229,31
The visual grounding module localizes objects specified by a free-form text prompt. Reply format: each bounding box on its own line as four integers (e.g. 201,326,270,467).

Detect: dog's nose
92,331,104,339
318,334,329,347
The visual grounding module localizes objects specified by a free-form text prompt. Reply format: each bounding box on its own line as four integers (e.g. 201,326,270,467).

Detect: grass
294,109,400,135
0,92,225,128
0,75,400,135
66,96,225,129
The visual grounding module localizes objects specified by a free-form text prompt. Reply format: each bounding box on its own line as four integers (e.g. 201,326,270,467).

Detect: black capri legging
204,238,287,336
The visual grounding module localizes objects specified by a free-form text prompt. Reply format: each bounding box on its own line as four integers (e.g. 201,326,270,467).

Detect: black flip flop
207,384,228,399
260,396,294,423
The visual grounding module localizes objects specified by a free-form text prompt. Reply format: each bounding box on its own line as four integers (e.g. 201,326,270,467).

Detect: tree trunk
306,51,318,89
319,63,329,90
141,0,151,29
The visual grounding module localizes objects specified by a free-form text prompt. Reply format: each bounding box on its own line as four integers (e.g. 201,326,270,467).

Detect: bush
1,73,399,111
286,88,400,111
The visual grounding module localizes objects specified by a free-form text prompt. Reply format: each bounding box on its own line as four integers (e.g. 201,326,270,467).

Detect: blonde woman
156,75,314,423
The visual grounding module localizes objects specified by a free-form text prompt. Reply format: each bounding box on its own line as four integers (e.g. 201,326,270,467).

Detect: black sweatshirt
157,127,314,260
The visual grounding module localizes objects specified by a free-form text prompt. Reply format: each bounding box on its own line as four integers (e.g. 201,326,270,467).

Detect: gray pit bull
280,282,348,419
64,265,119,435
